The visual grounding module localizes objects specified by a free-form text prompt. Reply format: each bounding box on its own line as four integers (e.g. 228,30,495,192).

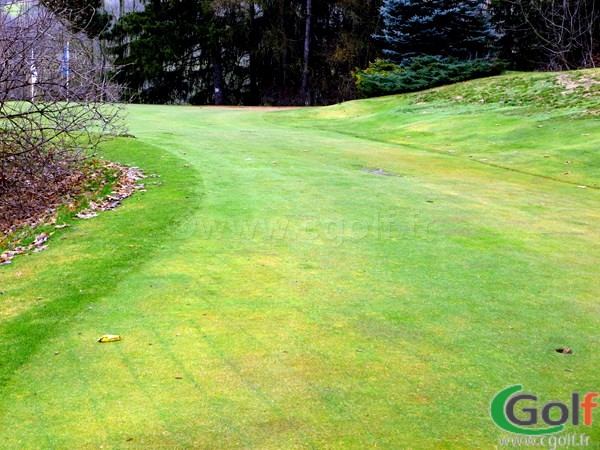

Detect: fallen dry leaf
32,233,50,246
76,211,98,220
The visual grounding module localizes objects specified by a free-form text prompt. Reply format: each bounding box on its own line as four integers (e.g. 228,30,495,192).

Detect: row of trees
106,0,599,105
23,0,600,105
377,0,599,69
105,0,381,105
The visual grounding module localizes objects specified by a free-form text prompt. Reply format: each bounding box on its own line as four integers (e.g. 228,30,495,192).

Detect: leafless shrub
0,1,124,231
518,0,598,70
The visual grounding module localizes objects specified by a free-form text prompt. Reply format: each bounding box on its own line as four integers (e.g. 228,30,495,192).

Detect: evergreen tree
376,0,495,62
41,0,111,37
107,0,209,103
105,0,382,105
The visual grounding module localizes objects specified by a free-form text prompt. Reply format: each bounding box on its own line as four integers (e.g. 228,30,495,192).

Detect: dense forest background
43,0,600,105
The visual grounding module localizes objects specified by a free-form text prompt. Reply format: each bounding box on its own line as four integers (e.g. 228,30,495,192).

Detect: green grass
0,70,599,448
292,69,600,189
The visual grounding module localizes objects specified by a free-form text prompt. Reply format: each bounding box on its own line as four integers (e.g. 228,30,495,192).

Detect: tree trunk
279,1,288,92
301,0,312,106
212,45,224,105
247,2,259,105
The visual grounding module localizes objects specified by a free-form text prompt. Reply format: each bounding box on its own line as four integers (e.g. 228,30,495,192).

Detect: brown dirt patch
556,74,599,95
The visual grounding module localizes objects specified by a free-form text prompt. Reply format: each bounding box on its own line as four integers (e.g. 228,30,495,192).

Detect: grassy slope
291,69,600,189
0,71,599,448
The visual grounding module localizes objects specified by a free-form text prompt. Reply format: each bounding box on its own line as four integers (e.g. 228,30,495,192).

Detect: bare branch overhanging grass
1,1,124,232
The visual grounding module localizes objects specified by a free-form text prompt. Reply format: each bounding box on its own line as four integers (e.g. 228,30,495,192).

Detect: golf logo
491,385,598,435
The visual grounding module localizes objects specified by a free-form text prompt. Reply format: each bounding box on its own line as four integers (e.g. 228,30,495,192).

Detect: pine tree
376,0,495,62
105,0,383,105
107,0,209,103
41,0,110,37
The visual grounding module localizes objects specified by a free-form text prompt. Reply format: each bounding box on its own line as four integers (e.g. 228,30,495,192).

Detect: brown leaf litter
1,163,148,266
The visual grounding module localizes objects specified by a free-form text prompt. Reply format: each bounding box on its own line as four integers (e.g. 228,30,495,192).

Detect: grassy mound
412,69,600,110
286,69,600,189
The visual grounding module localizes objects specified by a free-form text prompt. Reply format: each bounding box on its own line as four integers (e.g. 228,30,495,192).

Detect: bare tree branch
1,1,124,230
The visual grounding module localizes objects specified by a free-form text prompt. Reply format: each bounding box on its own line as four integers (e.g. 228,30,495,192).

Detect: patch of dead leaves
1,163,149,266
75,165,147,217
1,232,49,265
